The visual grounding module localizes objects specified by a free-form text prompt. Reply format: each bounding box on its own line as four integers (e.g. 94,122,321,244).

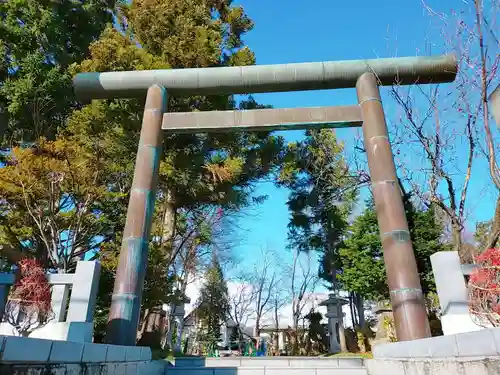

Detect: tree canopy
0,0,287,344
0,138,115,271
338,198,448,301
0,0,116,145
279,129,355,257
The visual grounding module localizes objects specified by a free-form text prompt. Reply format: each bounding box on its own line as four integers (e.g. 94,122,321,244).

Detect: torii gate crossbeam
73,54,457,346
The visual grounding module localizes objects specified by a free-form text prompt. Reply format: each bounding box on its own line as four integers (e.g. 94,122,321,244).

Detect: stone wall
0,335,166,375
366,357,499,375
366,328,500,375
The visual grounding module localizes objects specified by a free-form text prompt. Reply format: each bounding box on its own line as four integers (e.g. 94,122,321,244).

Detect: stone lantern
319,293,348,353
171,302,185,352
163,296,190,353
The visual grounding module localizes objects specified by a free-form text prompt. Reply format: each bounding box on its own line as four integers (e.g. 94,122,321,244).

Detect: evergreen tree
305,310,328,353
64,0,286,341
337,195,448,301
0,0,115,145
0,0,285,342
197,255,230,345
279,129,356,259
0,0,284,295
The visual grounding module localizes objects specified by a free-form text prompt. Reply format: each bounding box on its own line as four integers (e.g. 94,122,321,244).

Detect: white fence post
0,261,101,342
430,251,484,335
66,261,101,322
51,285,70,322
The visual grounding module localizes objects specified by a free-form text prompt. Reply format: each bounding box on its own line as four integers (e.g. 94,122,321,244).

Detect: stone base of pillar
441,314,486,335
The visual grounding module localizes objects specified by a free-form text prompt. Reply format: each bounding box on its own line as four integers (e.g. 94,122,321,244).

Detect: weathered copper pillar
107,85,167,345
356,73,431,341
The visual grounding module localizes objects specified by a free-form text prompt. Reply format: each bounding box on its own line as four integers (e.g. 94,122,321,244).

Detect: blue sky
226,0,498,277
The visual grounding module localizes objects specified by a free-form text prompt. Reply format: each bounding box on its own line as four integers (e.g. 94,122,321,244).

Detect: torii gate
74,54,458,346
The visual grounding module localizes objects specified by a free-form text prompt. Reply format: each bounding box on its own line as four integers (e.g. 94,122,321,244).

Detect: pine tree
278,129,356,276
197,255,230,345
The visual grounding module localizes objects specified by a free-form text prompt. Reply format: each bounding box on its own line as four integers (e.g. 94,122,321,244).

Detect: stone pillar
174,315,183,352
431,251,484,334
278,331,284,351
221,324,228,347
67,261,101,323
0,272,12,320
51,285,70,322
327,319,340,353
162,304,173,349
171,303,185,353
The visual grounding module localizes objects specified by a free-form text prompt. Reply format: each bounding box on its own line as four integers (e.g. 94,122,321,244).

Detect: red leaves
476,248,500,266
469,248,500,327
10,258,52,315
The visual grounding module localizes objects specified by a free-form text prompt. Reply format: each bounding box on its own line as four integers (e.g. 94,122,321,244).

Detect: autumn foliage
469,248,500,327
10,258,52,311
5,258,53,335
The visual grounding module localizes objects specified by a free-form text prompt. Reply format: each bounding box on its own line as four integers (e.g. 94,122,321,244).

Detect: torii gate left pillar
106,85,167,345
73,54,457,345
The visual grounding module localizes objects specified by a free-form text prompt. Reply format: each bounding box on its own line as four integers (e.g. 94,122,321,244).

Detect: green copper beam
74,54,457,100
162,105,363,133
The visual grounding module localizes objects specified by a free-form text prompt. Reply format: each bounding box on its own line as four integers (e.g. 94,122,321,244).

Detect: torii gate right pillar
357,73,431,340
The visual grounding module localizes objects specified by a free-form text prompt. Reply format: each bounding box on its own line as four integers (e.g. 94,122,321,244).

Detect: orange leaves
0,137,106,202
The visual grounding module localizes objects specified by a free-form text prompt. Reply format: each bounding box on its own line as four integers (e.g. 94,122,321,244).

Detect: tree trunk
173,273,189,353
292,311,299,331
162,190,176,244
349,292,358,327
163,191,177,350
486,196,500,250
355,294,365,328
254,316,261,338
273,302,280,355
146,191,177,348
452,220,463,253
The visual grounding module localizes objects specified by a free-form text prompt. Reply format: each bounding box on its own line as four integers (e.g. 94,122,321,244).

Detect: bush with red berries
469,248,500,327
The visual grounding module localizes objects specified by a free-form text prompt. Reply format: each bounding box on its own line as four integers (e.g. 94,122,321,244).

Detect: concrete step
172,356,365,368
168,357,368,375
166,367,368,375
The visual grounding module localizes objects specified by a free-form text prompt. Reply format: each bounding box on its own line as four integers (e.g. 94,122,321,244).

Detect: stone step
172,357,365,369
166,366,368,375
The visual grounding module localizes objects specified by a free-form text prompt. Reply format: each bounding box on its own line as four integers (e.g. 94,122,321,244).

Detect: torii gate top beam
73,54,457,100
